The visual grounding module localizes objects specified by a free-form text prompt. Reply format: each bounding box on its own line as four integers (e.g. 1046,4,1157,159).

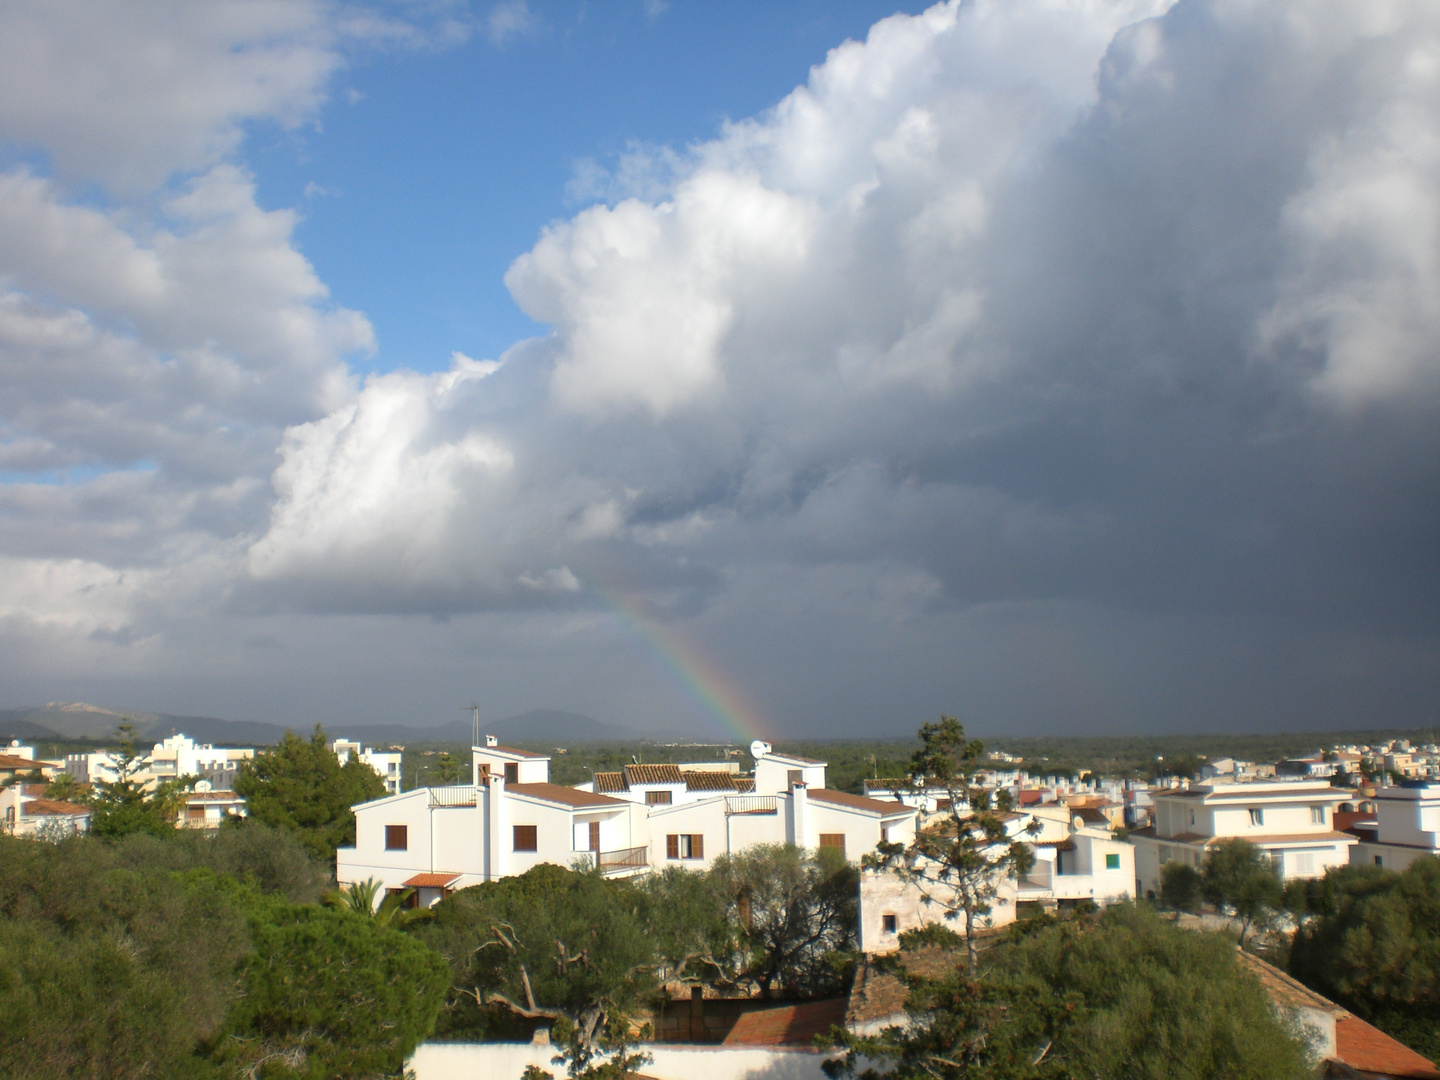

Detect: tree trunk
964,907,977,975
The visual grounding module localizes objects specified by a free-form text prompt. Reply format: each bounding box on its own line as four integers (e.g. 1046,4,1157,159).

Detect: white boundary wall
409,1042,835,1080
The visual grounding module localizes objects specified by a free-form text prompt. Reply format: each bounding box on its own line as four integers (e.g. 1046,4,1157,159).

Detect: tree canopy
233,726,386,862
1288,856,1440,1061
866,717,1038,973
87,721,195,839
1200,839,1283,943
826,904,1311,1080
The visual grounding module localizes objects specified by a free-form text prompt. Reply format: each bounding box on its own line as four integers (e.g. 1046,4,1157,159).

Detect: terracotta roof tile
22,797,90,816
1336,1015,1440,1079
682,771,737,793
624,763,684,786
480,742,547,759
734,778,756,793
507,782,628,809
402,872,461,889
0,754,51,770
809,788,912,816
722,997,847,1046
593,772,627,793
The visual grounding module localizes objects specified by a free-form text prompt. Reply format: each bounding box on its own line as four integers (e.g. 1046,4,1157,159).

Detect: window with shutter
513,825,537,852
819,833,846,854
504,762,519,783
588,820,600,852
385,825,408,851
645,790,672,805
667,834,679,859
691,834,703,859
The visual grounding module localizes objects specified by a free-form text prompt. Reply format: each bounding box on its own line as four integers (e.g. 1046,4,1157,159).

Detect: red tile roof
481,743,547,759
624,763,684,786
734,778,756,793
0,754,51,771
402,872,461,889
22,797,90,816
683,771,738,793
722,997,848,1046
1336,1015,1440,1079
593,771,627,793
508,783,628,809
809,788,912,816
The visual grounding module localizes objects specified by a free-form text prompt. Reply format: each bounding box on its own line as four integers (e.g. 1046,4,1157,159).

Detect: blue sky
251,2,929,374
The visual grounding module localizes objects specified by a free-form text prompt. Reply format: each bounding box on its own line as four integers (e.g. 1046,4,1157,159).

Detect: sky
0,0,1437,742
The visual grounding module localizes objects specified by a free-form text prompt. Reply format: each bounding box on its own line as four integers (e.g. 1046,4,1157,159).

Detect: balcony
725,795,779,816
428,785,478,808
575,845,650,876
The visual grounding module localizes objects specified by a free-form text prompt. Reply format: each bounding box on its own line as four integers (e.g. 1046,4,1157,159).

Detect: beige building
1131,780,1355,895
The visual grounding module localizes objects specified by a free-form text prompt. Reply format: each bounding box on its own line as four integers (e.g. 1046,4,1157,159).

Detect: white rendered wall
410,1041,835,1080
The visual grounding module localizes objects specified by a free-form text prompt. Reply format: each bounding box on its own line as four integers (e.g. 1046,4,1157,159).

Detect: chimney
485,734,498,748
788,779,808,847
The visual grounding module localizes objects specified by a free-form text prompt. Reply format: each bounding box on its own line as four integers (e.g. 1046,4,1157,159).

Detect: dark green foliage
0,836,249,1080
826,905,1310,1080
712,844,859,998
233,726,386,862
209,900,450,1080
1289,857,1440,1060
87,721,195,839
0,829,449,1079
637,864,743,984
1160,861,1202,912
896,922,965,951
1201,839,1283,942
421,864,657,1046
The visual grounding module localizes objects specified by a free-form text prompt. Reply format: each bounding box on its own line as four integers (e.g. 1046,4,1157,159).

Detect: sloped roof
508,783,628,809
22,797,89,816
624,763,684,786
682,771,737,793
734,778,756,793
480,742,547,759
766,752,827,766
1336,1015,1440,1079
593,772,627,793
0,754,51,771
809,788,912,816
722,997,847,1046
402,872,461,889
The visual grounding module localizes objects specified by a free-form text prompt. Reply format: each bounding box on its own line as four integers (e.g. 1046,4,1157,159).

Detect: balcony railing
428,785,478,808
725,795,779,816
575,845,650,875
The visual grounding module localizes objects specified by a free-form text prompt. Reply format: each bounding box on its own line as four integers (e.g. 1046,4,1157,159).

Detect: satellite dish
750,740,771,761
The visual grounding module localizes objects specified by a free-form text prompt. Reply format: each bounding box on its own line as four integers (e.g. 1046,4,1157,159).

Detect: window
645,790,672,806
504,762,519,783
1294,851,1315,875
1374,855,1383,868
819,833,847,855
881,826,889,844
1310,806,1325,825
588,820,600,852
1105,853,1120,870
788,769,803,787
666,834,704,859
513,825,537,852
1190,810,1196,826
882,914,898,934
1248,808,1264,827
385,825,408,851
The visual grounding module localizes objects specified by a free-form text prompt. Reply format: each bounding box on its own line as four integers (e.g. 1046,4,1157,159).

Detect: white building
336,738,918,905
1131,780,1356,895
1348,782,1440,872
332,738,404,795
148,734,254,790
0,784,90,838
858,816,1135,953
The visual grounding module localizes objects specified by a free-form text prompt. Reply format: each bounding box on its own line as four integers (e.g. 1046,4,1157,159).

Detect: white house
1131,780,1355,896
0,784,90,838
336,737,918,906
148,734,254,790
1348,781,1440,872
858,815,1134,953
332,738,404,795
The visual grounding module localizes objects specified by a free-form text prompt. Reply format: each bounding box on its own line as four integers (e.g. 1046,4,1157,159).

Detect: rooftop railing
428,785,478,808
575,845,649,875
725,795,779,815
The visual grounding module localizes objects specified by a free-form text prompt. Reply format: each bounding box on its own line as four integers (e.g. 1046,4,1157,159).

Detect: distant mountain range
0,702,655,748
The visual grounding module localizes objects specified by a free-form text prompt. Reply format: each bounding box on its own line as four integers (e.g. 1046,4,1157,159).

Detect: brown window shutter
692,834,703,859
819,833,846,853
513,825,537,852
666,834,679,859
385,825,408,851
589,820,600,852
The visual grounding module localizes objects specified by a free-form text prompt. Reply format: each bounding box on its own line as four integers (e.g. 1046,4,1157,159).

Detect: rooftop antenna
463,705,480,748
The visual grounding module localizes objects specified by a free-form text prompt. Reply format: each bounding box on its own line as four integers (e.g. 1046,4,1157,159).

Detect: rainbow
590,583,770,743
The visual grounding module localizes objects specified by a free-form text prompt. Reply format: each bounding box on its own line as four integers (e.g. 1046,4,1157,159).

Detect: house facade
1131,780,1356,896
332,738,404,795
1348,781,1440,872
337,738,918,904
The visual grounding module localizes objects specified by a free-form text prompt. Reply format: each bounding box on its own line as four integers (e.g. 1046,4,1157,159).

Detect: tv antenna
462,705,480,747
